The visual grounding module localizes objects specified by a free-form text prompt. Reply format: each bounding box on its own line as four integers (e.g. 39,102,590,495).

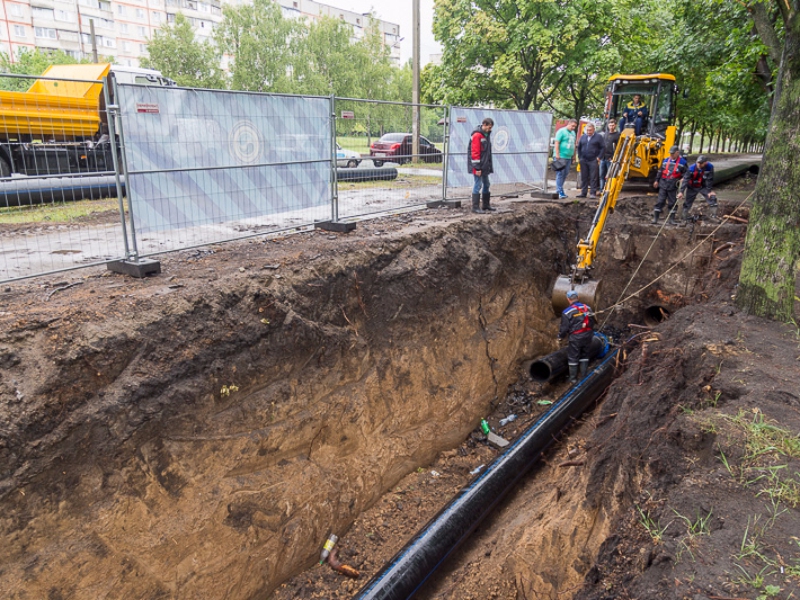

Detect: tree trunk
688,120,696,153
737,4,800,320
699,127,706,154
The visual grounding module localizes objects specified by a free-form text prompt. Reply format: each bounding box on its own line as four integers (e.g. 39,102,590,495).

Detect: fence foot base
107,258,161,278
530,191,559,199
426,199,461,209
315,221,356,233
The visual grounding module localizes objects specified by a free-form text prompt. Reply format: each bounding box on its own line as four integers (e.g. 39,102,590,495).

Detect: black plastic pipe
0,175,123,207
353,349,619,600
528,332,610,383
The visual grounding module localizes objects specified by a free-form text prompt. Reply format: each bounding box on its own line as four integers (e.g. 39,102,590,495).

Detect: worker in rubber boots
677,155,718,223
652,146,687,225
468,117,495,214
558,290,596,383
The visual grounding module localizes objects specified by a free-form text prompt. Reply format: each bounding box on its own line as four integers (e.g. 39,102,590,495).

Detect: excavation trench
0,194,748,599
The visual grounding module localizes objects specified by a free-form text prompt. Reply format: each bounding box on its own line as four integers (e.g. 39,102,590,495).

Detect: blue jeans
555,158,572,197
599,159,611,190
472,173,490,194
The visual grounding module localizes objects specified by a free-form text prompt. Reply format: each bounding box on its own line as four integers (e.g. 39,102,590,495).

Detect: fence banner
446,107,552,188
117,85,331,232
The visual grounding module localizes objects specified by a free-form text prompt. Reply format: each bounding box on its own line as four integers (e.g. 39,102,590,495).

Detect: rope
597,191,754,327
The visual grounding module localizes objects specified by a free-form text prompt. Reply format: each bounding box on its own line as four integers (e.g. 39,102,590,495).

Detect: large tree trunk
737,5,800,320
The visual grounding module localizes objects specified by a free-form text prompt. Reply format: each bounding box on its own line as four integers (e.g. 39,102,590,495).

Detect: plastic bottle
499,414,517,426
319,533,338,564
480,419,491,435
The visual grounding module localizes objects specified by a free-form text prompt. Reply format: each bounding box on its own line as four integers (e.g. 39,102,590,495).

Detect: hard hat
669,145,681,154
566,290,579,300
696,154,708,163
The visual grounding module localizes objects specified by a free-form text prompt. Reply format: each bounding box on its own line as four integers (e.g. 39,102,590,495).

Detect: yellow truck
0,63,173,177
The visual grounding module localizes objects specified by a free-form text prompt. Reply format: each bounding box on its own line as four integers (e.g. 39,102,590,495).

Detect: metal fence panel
0,72,128,283
116,85,332,252
446,107,552,190
334,98,447,218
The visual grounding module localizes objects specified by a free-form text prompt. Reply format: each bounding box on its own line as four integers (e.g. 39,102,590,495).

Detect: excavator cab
551,73,678,313
603,74,678,181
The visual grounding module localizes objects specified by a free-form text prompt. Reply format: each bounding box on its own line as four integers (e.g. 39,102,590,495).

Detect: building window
166,12,175,22
136,8,145,18
123,41,131,51
140,43,146,52
138,26,147,36
32,7,55,19
13,25,26,38
117,5,125,15
99,1,111,11
35,27,58,39
120,22,128,33
55,10,74,21
152,11,161,21
9,4,24,17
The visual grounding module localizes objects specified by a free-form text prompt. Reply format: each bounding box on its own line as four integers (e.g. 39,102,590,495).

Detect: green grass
0,197,122,225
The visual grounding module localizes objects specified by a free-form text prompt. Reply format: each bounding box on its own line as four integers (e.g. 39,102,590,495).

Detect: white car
336,144,362,168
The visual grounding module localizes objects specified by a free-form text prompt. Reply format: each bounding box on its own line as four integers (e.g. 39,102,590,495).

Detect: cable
598,190,754,328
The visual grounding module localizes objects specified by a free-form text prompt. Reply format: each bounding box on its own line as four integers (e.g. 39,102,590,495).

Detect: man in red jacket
468,117,494,213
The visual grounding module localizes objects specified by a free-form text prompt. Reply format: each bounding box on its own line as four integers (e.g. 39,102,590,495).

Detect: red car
369,133,443,167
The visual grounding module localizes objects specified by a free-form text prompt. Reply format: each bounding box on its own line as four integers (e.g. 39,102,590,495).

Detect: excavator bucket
551,275,601,313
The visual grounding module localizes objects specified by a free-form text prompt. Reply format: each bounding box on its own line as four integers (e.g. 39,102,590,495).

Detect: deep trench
0,198,746,599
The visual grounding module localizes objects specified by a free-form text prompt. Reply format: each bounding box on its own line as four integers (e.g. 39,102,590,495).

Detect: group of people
551,96,718,225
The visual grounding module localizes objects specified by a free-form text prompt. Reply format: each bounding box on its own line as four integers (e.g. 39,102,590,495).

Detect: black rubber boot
579,359,589,379
709,205,720,222
667,209,678,226
678,206,689,226
651,210,661,225
481,192,496,211
471,193,485,214
568,363,578,383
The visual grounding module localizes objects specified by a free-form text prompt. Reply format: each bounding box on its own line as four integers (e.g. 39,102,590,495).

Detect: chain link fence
1,79,553,283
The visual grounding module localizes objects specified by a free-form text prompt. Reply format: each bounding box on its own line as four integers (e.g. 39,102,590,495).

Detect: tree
737,0,800,320
430,0,616,110
141,13,226,89
215,0,300,93
0,48,89,91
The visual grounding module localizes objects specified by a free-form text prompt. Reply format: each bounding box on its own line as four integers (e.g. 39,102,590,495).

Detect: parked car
336,143,361,168
369,133,443,167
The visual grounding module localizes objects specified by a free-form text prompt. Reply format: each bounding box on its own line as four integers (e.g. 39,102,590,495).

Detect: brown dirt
2,175,799,600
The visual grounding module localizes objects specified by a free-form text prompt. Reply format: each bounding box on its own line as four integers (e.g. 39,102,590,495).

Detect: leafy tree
737,0,800,320
140,13,226,89
430,0,616,111
0,48,92,91
215,0,300,93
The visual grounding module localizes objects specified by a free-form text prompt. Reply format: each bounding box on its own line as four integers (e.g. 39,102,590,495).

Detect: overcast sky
318,0,442,65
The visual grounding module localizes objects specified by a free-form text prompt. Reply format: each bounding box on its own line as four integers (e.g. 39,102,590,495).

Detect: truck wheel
373,160,384,167
347,159,358,168
0,158,10,178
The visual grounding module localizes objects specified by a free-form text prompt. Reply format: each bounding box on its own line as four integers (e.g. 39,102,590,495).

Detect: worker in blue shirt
678,155,718,222
619,94,649,136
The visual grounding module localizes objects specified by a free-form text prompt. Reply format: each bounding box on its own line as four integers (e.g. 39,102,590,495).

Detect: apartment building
0,0,400,68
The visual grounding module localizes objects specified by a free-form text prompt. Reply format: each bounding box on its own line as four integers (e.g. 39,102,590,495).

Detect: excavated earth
2,176,799,600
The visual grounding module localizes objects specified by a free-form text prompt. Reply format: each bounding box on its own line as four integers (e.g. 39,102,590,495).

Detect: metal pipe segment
528,332,610,383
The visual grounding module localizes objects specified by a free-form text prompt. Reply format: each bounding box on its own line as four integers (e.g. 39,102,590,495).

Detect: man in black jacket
599,119,621,190
467,118,494,213
576,123,604,199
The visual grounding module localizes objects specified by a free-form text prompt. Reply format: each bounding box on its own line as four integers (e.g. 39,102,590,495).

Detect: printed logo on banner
136,103,159,114
493,126,510,152
229,120,262,164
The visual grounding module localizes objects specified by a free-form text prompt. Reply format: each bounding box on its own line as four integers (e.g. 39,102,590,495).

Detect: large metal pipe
353,349,619,600
528,332,610,383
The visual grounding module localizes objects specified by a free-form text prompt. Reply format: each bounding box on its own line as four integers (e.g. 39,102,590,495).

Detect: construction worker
558,289,596,383
678,155,718,222
652,146,687,225
619,94,649,136
468,117,495,214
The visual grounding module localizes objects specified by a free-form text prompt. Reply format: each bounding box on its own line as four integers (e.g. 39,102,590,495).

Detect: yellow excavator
552,73,679,312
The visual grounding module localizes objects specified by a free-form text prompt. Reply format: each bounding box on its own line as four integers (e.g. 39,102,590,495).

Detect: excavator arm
551,128,638,312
